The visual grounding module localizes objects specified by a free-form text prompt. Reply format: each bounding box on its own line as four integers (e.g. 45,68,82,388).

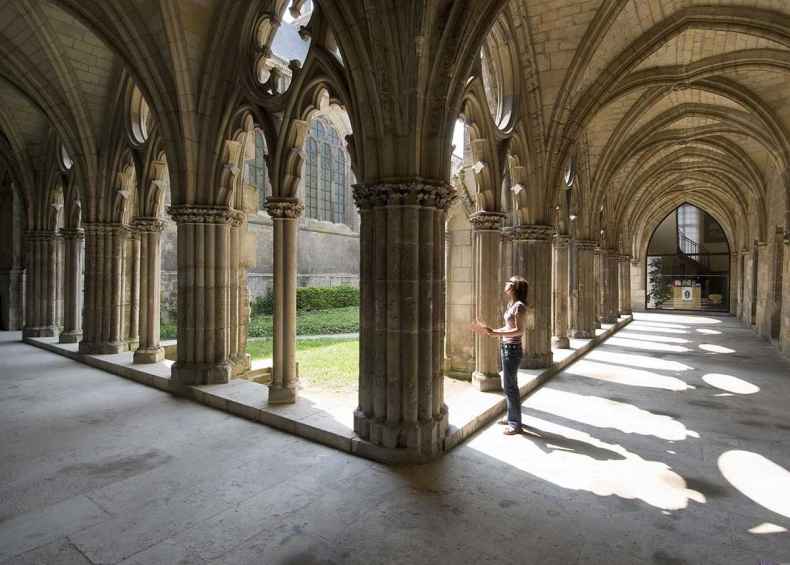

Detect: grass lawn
247,337,358,392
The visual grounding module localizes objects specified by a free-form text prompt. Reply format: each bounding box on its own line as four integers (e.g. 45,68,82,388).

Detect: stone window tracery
303,118,348,225
129,86,151,145
248,130,269,209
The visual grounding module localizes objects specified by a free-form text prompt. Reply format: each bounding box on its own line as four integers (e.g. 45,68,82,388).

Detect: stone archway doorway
645,204,731,312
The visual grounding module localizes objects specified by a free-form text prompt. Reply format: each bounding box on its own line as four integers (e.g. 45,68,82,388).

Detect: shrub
296,285,359,311
250,285,359,315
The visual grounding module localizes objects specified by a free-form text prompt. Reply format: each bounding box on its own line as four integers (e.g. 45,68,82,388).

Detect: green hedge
251,285,359,316
248,306,358,338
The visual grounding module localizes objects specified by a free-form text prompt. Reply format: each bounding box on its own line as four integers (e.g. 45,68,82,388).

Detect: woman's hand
484,326,494,336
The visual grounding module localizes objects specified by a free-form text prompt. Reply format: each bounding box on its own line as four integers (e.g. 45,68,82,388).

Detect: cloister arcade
0,0,788,466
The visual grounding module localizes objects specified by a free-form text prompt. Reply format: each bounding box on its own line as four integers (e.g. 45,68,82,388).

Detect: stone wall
158,213,360,323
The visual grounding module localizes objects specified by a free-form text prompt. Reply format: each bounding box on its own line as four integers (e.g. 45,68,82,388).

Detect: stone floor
1,312,789,564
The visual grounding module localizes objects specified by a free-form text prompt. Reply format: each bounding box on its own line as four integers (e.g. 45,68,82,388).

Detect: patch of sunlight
699,343,735,354
696,328,722,335
585,350,693,372
719,451,790,519
749,523,787,534
606,336,690,353
525,387,700,441
617,331,690,344
569,360,695,391
468,415,705,511
715,393,735,397
638,313,722,325
631,320,690,330
702,374,759,395
626,325,689,335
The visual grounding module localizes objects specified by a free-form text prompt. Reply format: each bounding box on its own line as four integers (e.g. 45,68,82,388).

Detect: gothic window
303,118,349,225
248,130,269,209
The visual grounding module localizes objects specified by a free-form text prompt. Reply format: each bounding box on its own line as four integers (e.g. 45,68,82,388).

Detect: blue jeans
501,343,523,427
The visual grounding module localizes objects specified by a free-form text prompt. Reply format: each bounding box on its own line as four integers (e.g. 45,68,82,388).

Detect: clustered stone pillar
618,254,632,316
513,224,554,368
601,249,620,323
22,231,59,338
168,206,235,385
353,182,453,459
59,228,84,343
132,218,165,363
552,235,570,349
470,211,505,391
266,198,303,404
594,246,602,328
229,214,251,377
571,239,597,338
79,224,131,354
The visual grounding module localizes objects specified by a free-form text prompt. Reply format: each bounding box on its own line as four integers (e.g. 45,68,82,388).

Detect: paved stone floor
1,312,789,564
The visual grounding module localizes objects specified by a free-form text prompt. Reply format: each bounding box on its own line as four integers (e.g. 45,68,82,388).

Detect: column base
268,385,296,404
231,353,251,377
553,336,571,349
171,361,232,385
79,341,128,355
594,320,602,329
599,315,618,324
472,371,502,392
353,408,448,462
23,326,57,338
622,309,633,316
134,347,165,364
571,329,595,339
520,352,553,369
59,331,82,344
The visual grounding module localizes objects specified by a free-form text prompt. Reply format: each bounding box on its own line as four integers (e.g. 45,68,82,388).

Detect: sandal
503,425,521,435
497,419,509,426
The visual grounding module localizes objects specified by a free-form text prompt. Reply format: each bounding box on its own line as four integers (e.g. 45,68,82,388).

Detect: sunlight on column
585,350,693,372
569,360,695,391
525,387,700,441
719,451,790,519
607,336,690,353
702,374,759,395
749,523,788,534
468,415,705,511
696,328,722,335
699,344,736,354
617,331,690,344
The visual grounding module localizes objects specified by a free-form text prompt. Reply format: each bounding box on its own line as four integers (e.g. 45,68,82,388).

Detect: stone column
552,235,570,348
231,216,252,376
571,239,597,338
352,182,454,460
59,229,84,343
127,232,141,351
512,224,554,368
168,206,236,385
601,250,620,323
22,231,59,338
266,199,303,404
132,219,165,363
470,211,505,391
618,254,632,316
594,247,602,328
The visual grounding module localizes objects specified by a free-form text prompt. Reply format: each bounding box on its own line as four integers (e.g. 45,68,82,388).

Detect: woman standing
478,276,529,435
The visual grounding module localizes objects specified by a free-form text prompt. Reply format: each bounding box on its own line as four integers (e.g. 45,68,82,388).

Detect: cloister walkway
0,312,789,564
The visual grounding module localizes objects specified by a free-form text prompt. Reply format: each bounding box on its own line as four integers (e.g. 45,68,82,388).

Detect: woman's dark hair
509,276,528,304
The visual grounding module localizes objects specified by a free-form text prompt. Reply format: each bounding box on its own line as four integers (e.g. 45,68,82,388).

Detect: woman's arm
484,306,525,337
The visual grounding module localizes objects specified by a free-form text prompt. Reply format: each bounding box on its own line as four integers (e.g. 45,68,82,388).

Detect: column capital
511,224,554,242
617,253,632,262
469,211,505,231
167,205,237,225
575,239,596,250
24,229,58,242
83,222,133,235
553,234,570,248
352,181,457,210
265,198,304,219
500,226,514,241
130,217,165,233
60,228,85,241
